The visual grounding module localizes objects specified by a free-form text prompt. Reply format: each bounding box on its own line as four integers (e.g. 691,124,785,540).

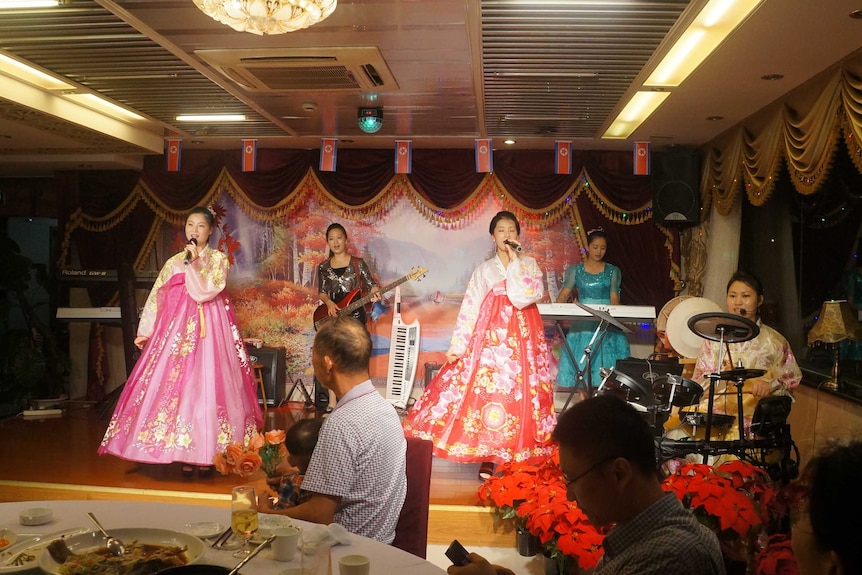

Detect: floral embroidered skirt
403,291,556,464
100,274,262,465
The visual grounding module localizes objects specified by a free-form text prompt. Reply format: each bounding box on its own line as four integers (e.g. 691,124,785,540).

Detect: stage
0,401,513,547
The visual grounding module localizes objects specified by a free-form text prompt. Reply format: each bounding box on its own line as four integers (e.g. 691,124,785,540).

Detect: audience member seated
258,316,407,544
792,440,862,575
448,394,726,575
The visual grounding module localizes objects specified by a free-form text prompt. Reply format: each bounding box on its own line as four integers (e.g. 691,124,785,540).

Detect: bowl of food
39,528,205,575
0,529,17,551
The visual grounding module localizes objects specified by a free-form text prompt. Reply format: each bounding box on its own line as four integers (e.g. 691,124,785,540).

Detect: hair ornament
206,205,217,217
586,227,604,236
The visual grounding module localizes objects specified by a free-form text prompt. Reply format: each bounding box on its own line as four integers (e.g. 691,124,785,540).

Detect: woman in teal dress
555,228,630,389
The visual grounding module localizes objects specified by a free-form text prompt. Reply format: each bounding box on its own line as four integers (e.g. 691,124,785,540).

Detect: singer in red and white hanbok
403,212,556,466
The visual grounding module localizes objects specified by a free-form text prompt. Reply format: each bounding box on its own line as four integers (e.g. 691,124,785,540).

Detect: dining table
0,500,445,575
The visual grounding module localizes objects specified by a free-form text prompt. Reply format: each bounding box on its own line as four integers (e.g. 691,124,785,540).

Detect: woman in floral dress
403,211,556,480
100,207,262,477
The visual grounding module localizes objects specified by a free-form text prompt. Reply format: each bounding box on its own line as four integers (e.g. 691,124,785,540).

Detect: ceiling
0,0,861,177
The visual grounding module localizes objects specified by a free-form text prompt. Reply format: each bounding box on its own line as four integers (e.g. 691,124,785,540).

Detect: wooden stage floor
0,402,507,545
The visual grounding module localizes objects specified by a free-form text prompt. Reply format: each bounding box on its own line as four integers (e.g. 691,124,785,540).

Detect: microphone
739,308,747,316
183,237,197,265
503,239,522,252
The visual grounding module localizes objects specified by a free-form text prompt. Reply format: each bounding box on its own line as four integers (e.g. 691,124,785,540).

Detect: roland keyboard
536,303,656,322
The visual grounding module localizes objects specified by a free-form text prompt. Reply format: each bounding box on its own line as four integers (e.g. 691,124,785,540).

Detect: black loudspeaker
652,151,700,225
313,377,330,410
246,346,286,406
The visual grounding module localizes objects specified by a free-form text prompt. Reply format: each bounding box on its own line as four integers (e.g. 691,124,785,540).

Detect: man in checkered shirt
449,394,726,575
263,316,407,543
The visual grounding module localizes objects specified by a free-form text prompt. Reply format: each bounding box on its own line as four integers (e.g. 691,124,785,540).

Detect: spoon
227,535,276,575
86,512,126,557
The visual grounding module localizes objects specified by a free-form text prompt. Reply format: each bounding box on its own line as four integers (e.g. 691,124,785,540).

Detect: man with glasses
449,394,725,575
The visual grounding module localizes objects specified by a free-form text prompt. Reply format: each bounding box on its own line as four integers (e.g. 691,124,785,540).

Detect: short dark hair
313,316,371,374
802,440,862,573
552,394,657,474
489,211,520,235
285,418,323,456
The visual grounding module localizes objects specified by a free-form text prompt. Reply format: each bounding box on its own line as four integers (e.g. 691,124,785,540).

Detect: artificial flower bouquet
213,428,287,478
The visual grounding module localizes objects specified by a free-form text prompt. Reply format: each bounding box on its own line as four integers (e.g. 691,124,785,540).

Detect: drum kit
596,310,798,482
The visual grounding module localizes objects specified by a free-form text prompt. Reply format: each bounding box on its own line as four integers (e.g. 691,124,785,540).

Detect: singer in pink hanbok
403,211,556,477
100,207,262,472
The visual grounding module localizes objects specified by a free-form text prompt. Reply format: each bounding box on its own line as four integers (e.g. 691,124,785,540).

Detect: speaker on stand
652,150,701,225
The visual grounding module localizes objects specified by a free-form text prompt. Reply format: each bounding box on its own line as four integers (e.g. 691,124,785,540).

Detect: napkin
300,523,352,552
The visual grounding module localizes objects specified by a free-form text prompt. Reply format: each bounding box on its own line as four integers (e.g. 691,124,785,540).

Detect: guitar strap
351,257,365,298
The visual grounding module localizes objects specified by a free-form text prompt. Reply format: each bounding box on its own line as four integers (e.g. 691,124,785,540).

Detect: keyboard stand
283,373,314,409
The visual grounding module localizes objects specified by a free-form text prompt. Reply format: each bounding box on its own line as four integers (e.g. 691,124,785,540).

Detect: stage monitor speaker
652,151,700,225
246,346,286,406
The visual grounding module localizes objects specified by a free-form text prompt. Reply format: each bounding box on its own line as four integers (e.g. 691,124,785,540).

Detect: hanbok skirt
403,289,556,464
100,274,262,465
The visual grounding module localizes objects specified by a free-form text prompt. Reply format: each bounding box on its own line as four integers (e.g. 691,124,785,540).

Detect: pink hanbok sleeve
136,254,182,339
185,247,228,302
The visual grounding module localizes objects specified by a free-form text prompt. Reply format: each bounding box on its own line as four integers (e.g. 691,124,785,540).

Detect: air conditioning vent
196,47,398,93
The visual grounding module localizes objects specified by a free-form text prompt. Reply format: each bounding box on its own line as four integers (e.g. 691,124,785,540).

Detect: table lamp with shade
807,300,862,390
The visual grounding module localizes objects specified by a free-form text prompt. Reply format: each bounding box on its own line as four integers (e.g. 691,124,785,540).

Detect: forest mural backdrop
145,192,580,381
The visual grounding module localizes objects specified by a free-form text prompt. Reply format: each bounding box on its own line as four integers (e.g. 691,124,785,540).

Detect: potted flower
479,449,605,572
212,428,287,478
478,459,545,556
661,458,807,574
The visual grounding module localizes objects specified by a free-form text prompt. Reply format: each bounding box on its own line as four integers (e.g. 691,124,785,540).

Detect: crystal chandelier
193,0,337,35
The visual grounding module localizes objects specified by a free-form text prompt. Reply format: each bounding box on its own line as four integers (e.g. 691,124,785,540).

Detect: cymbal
716,367,767,381
574,302,633,334
687,312,760,344
665,297,722,358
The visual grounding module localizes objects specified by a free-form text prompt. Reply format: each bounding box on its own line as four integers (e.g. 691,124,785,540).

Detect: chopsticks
211,527,233,549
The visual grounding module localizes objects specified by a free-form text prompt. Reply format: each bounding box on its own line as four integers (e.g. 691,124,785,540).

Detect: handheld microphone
183,237,198,265
503,239,522,252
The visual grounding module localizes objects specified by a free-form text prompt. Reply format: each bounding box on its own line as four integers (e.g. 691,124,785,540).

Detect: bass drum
596,369,656,412
652,374,703,408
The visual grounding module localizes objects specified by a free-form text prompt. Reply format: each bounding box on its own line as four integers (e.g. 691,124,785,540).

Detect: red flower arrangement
481,450,805,575
661,459,805,575
479,449,605,572
661,461,767,538
212,429,287,478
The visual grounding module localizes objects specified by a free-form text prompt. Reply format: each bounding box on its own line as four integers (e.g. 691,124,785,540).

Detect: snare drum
596,369,656,410
653,375,703,408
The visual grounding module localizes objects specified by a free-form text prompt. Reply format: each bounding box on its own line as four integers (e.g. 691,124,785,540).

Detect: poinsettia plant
479,449,605,572
661,458,806,575
212,428,287,478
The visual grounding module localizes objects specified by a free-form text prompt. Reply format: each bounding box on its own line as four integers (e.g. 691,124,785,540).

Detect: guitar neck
341,274,413,315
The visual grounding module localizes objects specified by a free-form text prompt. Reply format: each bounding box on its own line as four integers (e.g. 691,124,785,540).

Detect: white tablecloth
0,500,444,575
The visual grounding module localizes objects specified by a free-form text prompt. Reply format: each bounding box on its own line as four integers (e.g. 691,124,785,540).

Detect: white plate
0,530,16,552
182,522,224,539
38,528,205,575
0,528,89,574
252,514,292,543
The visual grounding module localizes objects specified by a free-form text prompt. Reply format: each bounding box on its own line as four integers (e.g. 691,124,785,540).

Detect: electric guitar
312,267,428,330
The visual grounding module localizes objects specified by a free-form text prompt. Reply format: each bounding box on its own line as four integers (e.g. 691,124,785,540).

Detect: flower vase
542,552,579,575
515,527,542,557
